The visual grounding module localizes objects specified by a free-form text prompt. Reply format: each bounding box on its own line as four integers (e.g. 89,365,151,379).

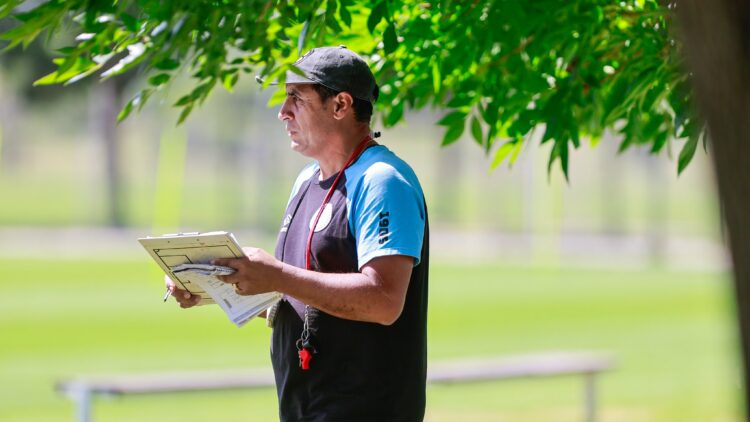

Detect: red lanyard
297,135,373,371
305,135,373,270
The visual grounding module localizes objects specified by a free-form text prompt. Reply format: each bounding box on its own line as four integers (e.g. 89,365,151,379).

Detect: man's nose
278,98,292,121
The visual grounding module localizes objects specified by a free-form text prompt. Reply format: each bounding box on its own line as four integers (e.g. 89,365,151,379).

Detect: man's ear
332,92,354,120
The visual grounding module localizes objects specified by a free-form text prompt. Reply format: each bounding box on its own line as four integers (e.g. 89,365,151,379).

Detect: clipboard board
138,231,245,305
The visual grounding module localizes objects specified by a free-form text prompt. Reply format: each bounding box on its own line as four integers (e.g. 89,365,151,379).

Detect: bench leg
70,389,93,422
583,373,597,422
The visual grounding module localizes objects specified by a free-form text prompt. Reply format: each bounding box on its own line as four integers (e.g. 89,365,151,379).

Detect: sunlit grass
0,258,740,421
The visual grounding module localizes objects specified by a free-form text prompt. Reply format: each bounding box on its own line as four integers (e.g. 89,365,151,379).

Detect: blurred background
0,42,741,421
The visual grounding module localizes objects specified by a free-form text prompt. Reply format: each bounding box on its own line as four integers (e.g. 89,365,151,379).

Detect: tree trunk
0,79,21,173
95,79,127,227
677,1,750,418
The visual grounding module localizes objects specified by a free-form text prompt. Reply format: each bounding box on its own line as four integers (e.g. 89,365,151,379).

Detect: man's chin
290,140,309,156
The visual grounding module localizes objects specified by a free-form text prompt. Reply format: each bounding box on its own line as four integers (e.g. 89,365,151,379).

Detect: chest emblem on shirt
309,203,333,233
280,214,292,232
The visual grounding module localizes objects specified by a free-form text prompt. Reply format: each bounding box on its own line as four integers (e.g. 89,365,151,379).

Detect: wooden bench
57,351,614,422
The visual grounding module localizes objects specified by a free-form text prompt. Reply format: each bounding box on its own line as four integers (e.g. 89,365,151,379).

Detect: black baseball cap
256,45,379,104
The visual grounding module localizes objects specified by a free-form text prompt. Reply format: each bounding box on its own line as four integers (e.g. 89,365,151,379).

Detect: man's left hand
213,247,283,295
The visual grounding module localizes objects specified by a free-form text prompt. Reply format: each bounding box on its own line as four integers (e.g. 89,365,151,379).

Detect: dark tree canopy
0,0,699,176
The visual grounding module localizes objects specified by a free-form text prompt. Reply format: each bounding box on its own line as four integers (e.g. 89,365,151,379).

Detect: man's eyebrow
286,87,301,96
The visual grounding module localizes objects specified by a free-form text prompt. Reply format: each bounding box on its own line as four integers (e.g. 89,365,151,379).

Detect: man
169,46,429,421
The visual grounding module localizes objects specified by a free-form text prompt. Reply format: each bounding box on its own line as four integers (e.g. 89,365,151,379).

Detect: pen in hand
163,286,173,302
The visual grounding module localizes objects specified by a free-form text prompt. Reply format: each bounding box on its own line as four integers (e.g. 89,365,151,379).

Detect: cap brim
284,72,316,84
254,72,315,86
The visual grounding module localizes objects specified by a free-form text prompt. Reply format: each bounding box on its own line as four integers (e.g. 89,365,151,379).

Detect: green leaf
297,18,310,54
678,132,699,175
136,89,153,112
120,13,138,32
383,22,398,54
559,139,569,181
33,71,64,86
367,1,385,34
154,59,180,71
117,98,135,122
602,77,628,125
56,46,76,55
0,21,43,49
491,141,516,169
431,60,441,95
0,1,21,19
384,101,404,127
14,7,44,23
650,130,668,153
541,115,559,143
470,116,483,146
288,63,306,77
481,100,499,128
223,72,239,92
325,8,343,33
267,86,287,107
437,111,466,127
485,122,497,154
174,95,193,107
447,93,476,108
508,137,523,165
570,126,580,148
548,140,570,181
177,105,194,125
442,119,465,146
148,73,171,86
641,113,663,144
339,4,352,27
33,56,99,86
593,6,604,23
56,55,78,76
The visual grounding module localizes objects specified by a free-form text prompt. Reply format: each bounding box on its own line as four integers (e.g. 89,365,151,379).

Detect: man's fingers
216,273,239,284
171,287,188,298
211,257,238,267
180,295,201,308
211,257,246,284
170,287,201,307
210,256,250,286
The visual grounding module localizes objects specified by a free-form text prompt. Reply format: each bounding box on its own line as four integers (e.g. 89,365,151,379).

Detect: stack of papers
172,264,281,327
138,231,281,327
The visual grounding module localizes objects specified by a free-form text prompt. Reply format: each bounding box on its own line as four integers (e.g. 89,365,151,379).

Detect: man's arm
213,248,413,326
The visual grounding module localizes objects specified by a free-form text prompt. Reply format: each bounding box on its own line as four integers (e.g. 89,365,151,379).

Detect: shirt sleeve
350,162,425,269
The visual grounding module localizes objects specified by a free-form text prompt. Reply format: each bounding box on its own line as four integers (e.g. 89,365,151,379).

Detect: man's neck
317,126,372,179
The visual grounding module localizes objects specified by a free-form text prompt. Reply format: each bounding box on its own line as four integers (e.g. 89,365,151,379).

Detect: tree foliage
0,0,701,176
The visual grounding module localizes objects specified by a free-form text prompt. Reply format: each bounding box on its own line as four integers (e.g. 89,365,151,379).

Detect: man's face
277,84,335,157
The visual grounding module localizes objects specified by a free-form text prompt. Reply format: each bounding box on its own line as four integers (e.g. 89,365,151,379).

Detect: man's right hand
165,275,201,308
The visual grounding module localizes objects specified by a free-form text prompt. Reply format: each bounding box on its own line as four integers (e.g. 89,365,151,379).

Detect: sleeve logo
378,211,390,244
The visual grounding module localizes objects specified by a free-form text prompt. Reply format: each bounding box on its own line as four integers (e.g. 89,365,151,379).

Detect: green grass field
0,259,741,421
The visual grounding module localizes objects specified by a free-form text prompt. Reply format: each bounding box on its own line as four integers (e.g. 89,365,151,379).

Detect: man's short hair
312,84,374,124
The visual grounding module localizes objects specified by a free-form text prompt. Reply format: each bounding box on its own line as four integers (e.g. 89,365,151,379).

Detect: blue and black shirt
272,144,429,421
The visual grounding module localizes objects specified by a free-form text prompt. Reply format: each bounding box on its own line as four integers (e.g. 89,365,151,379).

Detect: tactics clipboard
138,231,245,305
